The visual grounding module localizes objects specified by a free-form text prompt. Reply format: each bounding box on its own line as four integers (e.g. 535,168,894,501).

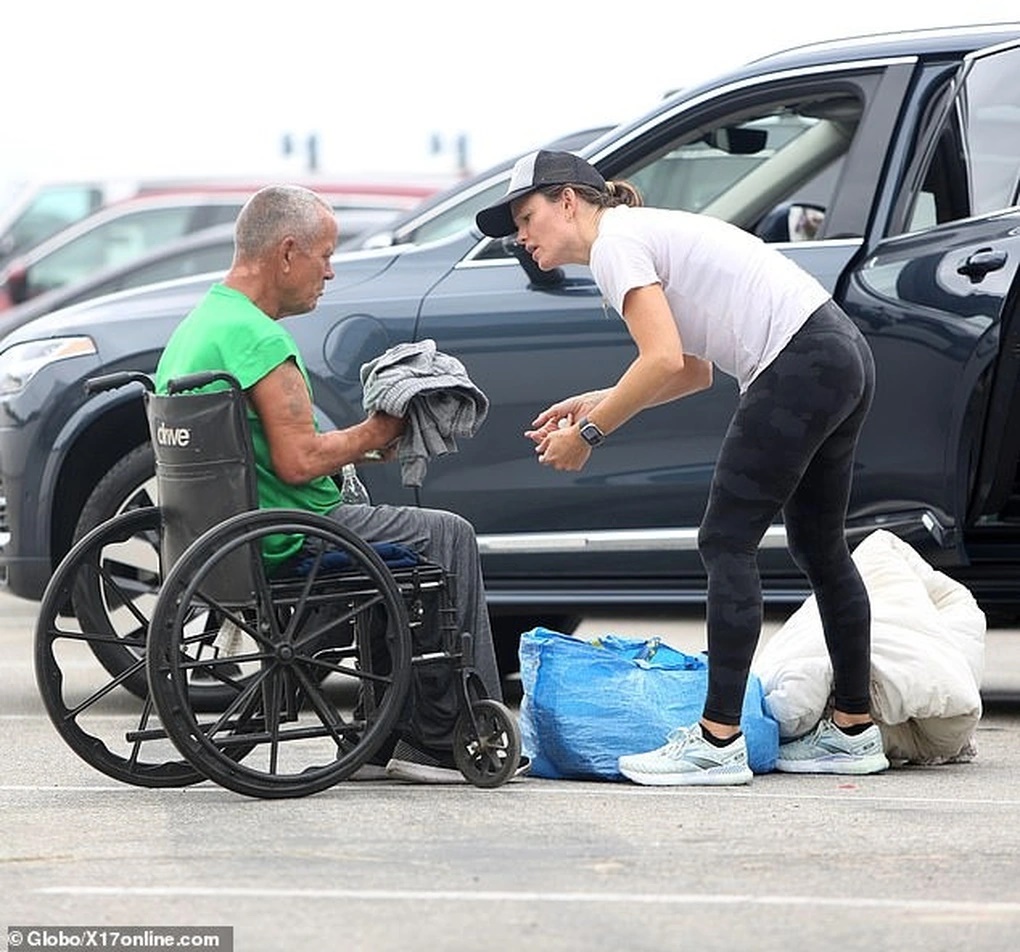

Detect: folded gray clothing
360,339,489,487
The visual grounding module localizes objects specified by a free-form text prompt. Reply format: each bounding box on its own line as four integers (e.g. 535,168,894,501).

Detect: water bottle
339,463,371,505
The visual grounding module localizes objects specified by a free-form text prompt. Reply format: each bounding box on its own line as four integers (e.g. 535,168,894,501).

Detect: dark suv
3,25,1020,656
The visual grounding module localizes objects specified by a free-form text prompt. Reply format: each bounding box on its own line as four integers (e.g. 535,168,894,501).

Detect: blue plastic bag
518,627,779,780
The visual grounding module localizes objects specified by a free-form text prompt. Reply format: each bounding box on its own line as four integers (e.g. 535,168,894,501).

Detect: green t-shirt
156,283,341,567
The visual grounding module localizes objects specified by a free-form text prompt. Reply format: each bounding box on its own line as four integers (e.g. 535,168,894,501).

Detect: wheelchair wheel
147,509,414,799
70,504,261,714
34,508,203,787
452,699,522,788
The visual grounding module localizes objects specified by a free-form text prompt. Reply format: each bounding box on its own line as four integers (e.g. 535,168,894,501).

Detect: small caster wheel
453,699,522,788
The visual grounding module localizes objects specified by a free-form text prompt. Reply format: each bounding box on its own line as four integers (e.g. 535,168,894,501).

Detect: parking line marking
2,783,1020,807
34,885,1020,914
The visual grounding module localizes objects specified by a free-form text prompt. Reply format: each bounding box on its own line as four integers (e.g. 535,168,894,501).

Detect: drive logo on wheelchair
154,420,192,447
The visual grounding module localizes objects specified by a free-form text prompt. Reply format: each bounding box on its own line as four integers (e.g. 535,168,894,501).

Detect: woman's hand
525,391,605,445
533,422,592,472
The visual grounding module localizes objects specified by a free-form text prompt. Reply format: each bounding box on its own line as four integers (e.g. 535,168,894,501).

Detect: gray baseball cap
475,149,606,238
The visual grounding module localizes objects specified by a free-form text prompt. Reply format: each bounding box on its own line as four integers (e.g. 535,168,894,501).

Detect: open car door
841,39,1020,572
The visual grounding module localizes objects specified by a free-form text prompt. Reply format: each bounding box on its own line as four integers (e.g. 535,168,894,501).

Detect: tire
452,699,522,788
74,443,157,544
35,508,203,788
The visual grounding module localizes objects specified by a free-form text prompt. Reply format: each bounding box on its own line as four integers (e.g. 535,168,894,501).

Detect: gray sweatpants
327,502,502,702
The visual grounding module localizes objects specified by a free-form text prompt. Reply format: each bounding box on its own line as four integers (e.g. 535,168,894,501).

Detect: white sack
752,529,985,764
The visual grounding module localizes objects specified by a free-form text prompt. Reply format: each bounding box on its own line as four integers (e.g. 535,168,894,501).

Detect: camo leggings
698,300,876,726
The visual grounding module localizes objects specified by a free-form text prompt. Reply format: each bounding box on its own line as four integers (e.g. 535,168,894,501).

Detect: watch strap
578,416,606,447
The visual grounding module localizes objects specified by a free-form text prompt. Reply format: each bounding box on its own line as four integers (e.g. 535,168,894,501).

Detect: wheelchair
34,370,522,798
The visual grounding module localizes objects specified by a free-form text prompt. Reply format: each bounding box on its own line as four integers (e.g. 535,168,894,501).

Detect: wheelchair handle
166,371,244,395
84,371,154,395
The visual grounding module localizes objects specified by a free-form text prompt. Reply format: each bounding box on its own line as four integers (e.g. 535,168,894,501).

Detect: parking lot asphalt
2,588,1019,952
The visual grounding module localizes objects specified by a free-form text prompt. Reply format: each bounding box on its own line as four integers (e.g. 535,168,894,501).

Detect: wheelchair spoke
202,670,274,742
61,650,147,721
177,594,276,654
92,559,155,632
46,627,147,649
262,667,284,774
176,650,268,683
125,695,164,770
289,591,387,654
289,662,355,751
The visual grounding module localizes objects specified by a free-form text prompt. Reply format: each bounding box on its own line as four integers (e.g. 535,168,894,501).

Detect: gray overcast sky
2,0,1019,195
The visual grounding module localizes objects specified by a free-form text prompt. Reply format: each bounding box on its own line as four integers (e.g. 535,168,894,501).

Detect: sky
2,0,1019,199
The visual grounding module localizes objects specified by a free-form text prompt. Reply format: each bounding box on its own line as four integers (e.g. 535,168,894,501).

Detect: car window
960,46,1020,215
93,243,235,298
392,180,511,247
332,207,403,245
621,95,860,241
474,91,864,262
1,184,104,260
898,43,1020,234
24,206,202,298
201,204,245,228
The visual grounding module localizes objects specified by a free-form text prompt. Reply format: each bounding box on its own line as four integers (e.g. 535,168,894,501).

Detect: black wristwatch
577,416,606,447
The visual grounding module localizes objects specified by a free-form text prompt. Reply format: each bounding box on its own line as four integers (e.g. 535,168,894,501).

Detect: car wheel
74,443,157,542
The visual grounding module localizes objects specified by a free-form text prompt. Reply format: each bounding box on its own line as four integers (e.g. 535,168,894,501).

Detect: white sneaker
775,719,889,775
618,725,753,786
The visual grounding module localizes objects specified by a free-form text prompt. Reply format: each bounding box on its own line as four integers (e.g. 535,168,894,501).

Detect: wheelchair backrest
145,382,258,602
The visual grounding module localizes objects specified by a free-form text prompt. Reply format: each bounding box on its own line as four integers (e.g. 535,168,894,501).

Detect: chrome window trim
458,236,865,272
477,524,787,556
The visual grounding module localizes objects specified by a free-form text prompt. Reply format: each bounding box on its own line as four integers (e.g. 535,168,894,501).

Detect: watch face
580,422,604,446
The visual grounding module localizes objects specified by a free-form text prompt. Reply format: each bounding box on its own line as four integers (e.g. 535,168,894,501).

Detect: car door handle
957,248,1008,283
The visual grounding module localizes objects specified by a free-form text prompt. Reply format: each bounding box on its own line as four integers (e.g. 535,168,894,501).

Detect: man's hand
364,410,404,450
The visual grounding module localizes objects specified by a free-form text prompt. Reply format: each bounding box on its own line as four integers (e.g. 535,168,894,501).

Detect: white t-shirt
589,206,831,392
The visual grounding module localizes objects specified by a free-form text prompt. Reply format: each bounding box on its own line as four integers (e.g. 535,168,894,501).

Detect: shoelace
662,725,699,755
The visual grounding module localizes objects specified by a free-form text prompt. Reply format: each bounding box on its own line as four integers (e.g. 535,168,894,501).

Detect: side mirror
755,203,827,242
501,237,564,288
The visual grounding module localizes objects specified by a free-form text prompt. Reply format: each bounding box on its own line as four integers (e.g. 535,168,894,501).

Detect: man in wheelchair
155,184,521,784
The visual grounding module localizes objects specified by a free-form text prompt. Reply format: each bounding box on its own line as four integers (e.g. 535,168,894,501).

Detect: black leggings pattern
697,301,876,725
